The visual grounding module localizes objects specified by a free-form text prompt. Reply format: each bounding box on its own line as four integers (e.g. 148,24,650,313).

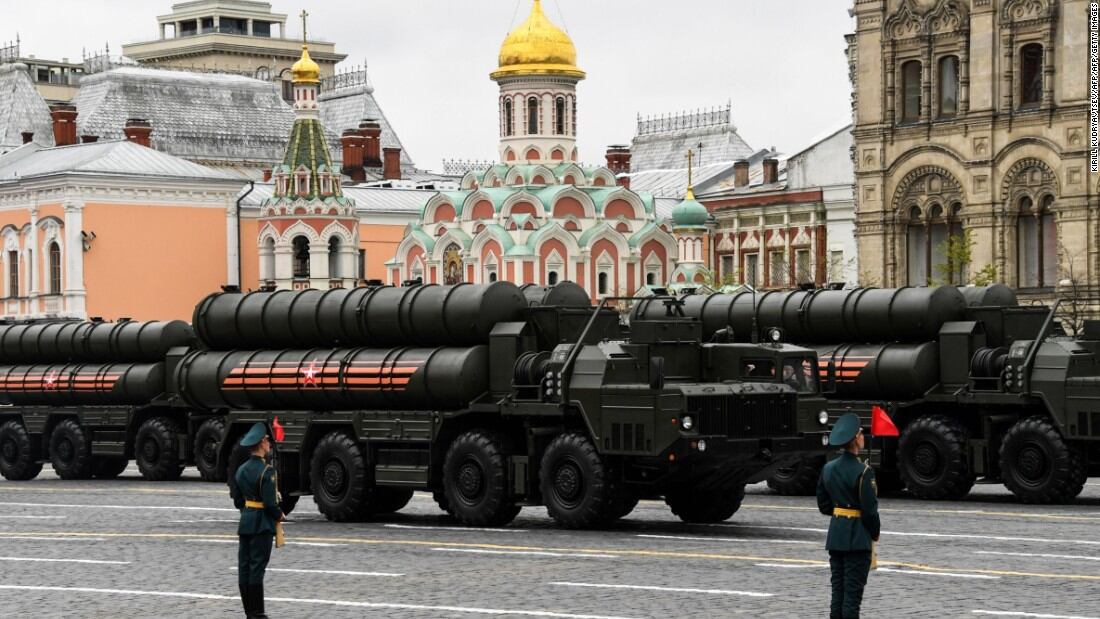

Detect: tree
933,229,973,285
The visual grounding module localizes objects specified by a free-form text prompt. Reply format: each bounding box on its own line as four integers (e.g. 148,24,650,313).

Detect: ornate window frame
998,0,1057,113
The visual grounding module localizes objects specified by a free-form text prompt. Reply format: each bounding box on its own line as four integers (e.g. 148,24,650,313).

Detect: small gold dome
291,45,321,84
492,0,585,80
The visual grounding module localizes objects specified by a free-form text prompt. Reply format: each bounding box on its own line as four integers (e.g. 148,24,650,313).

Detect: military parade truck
634,285,1100,504
197,281,830,528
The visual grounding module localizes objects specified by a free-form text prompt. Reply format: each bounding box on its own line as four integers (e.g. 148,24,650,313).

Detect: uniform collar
840,450,859,460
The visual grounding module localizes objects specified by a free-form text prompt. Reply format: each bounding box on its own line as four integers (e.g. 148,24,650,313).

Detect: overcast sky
7,0,854,171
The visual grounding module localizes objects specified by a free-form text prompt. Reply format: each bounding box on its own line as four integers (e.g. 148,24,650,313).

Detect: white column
309,242,329,288
62,199,86,317
225,204,240,287
247,19,254,35
28,207,39,313
273,246,293,286
341,246,357,283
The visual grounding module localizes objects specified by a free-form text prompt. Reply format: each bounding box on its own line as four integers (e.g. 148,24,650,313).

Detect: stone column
62,199,86,317
1001,32,1014,111
225,204,239,287
1041,29,1055,108
247,19,254,36
310,242,329,289
175,21,182,37
273,246,293,286
920,44,932,122
27,206,39,314
884,47,896,126
959,44,970,115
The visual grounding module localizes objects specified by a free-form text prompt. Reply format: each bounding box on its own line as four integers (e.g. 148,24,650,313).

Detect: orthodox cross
300,9,309,44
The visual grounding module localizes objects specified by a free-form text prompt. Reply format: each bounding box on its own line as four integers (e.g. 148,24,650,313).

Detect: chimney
49,104,78,147
734,159,750,188
80,135,99,143
262,168,272,182
123,118,153,148
605,144,632,174
20,132,34,145
341,128,366,183
382,147,402,181
762,158,779,185
359,119,382,168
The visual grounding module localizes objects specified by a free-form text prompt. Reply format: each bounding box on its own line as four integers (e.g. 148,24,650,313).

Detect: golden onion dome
491,0,585,80
291,44,321,84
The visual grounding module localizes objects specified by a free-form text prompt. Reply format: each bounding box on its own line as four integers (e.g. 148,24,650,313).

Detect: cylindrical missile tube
632,286,967,344
193,282,527,350
519,282,590,307
815,342,940,399
0,320,192,364
0,362,166,406
175,346,489,411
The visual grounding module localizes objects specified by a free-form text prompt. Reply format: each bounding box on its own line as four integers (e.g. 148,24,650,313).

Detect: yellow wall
359,223,407,281
83,203,228,321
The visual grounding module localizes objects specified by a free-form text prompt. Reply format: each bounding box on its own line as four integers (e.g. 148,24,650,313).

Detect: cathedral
387,0,688,300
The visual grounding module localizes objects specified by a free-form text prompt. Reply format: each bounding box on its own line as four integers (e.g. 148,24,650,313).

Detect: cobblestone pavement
0,466,1097,618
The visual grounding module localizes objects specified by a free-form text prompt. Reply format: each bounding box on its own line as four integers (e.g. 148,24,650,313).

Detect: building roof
0,140,241,183
629,105,753,173
625,161,734,199
0,63,55,154
74,66,300,166
319,70,414,169
243,181,432,214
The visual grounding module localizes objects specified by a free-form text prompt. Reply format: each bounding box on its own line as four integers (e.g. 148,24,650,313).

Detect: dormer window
320,173,332,196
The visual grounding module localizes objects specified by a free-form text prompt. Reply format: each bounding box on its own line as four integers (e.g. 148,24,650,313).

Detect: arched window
503,98,513,137
937,56,959,118
48,242,61,294
906,206,928,285
7,250,18,297
597,271,609,295
527,97,539,135
1017,195,1056,288
292,236,310,279
488,271,498,282
328,237,341,279
1019,44,1043,108
555,97,565,135
646,271,657,286
901,60,922,122
547,271,559,286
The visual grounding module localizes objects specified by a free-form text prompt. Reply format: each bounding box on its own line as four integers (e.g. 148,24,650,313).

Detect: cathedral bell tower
258,11,359,291
491,0,585,165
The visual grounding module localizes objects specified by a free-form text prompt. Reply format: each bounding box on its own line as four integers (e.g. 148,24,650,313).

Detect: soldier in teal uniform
817,413,880,619
230,423,284,618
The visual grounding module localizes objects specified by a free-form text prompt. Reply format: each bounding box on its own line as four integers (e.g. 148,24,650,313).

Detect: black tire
605,494,640,521
999,415,1088,504
135,417,184,481
310,431,372,522
540,432,613,529
432,490,454,515
443,430,520,527
194,417,227,482
0,421,43,481
665,483,746,523
373,488,415,515
49,419,95,480
92,457,130,479
766,456,824,496
898,414,975,500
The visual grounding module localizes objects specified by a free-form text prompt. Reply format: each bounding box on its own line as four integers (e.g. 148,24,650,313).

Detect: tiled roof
0,140,240,183
319,84,415,168
625,161,735,199
73,67,303,166
0,63,54,154
243,181,431,214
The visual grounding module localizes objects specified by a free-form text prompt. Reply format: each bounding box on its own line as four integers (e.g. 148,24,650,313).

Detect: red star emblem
44,371,58,390
302,360,320,387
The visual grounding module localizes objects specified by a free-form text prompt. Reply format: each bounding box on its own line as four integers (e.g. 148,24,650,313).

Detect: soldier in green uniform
230,423,284,618
816,413,880,619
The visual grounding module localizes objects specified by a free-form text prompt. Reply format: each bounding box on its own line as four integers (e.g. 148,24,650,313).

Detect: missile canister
175,346,489,411
520,282,590,307
957,284,1017,308
193,282,527,350
0,321,192,364
815,342,940,399
0,362,166,406
632,286,967,344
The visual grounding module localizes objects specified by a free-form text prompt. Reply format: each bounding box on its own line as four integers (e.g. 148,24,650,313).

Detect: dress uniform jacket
233,456,282,534
816,451,881,550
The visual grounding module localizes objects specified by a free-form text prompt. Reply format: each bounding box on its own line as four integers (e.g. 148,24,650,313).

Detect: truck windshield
781,357,817,394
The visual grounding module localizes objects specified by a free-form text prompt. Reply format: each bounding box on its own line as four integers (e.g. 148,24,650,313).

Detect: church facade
387,0,679,300
849,0,1096,300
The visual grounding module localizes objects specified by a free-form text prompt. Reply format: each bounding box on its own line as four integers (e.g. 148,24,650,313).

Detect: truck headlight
818,411,829,425
681,415,694,431
821,434,830,446
697,439,707,452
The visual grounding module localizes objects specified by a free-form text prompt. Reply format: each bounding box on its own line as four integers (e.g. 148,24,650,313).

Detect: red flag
272,416,286,442
871,405,899,437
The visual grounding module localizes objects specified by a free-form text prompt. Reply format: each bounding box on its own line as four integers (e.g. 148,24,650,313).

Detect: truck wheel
49,419,95,480
999,415,1088,504
665,483,746,523
767,456,823,496
605,494,640,521
310,431,372,522
540,432,612,529
373,488,415,515
898,415,974,500
432,491,454,515
0,421,43,481
135,417,184,481
194,417,227,482
443,430,520,527
92,457,130,479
